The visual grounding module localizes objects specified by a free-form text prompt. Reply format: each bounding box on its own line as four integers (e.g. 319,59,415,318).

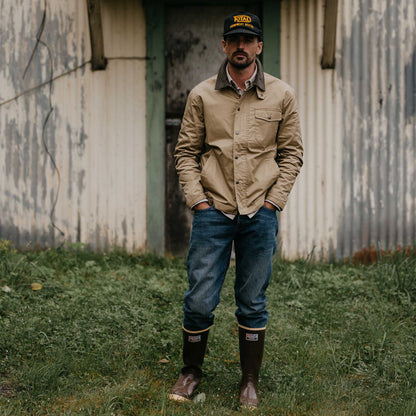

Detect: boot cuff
238,324,266,331
183,326,211,334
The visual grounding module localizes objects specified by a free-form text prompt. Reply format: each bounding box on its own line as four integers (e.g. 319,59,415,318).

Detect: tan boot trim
182,325,211,334
238,324,266,331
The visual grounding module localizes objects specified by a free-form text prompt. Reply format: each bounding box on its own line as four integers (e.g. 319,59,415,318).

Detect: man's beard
228,53,255,69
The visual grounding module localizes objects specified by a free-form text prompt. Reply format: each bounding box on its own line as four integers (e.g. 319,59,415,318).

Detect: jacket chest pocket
250,109,282,150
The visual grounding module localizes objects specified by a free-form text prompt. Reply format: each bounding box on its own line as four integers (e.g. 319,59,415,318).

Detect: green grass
0,240,415,415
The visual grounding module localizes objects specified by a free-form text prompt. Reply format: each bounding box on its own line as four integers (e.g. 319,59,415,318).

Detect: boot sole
168,393,191,402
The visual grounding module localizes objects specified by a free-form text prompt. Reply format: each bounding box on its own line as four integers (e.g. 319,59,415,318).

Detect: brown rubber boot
169,328,209,402
239,326,265,409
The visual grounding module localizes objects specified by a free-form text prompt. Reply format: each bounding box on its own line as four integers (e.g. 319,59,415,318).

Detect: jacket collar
215,57,265,92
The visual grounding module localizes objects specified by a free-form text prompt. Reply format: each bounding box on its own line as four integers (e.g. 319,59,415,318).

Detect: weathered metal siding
280,0,344,260
0,0,147,250
338,0,416,259
280,0,416,260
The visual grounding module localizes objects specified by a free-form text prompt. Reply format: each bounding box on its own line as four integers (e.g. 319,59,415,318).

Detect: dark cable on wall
22,2,46,80
1,61,91,108
0,57,150,109
1,0,153,245
23,0,65,240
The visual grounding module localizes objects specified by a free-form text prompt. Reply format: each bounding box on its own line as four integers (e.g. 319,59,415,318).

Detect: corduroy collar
215,58,265,92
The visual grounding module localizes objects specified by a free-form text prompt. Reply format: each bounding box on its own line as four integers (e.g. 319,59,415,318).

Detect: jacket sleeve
266,89,303,210
174,90,207,208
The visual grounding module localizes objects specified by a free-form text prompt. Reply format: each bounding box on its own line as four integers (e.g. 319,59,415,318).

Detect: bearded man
170,11,303,409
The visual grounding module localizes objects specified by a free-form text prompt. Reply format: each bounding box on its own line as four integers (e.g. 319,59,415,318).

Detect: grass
0,240,415,415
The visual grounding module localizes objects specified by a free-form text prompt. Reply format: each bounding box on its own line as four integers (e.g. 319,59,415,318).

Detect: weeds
0,241,415,415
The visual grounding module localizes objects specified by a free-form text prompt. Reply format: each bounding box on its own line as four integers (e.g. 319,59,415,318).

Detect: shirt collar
215,58,265,92
225,64,258,95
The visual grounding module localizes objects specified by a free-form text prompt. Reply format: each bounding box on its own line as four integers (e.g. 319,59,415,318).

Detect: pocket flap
254,109,282,122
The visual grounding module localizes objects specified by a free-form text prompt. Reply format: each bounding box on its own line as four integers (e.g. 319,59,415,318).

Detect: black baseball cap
223,11,263,40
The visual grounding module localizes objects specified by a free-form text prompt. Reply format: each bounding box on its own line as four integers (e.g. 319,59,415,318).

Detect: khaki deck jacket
174,59,303,215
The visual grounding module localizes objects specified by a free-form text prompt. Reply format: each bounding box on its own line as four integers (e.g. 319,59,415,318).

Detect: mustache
232,51,248,58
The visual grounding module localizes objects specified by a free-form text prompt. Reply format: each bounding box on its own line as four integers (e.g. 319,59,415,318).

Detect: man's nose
237,37,246,48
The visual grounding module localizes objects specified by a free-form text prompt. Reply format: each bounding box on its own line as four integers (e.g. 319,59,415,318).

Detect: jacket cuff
186,193,209,209
265,199,282,211
191,199,209,209
265,193,286,211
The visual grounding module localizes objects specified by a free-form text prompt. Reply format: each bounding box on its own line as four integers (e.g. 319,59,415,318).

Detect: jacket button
236,181,240,184
235,156,238,159
237,108,240,111
235,131,239,135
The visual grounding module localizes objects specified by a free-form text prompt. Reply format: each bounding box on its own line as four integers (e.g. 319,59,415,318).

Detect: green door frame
144,0,281,254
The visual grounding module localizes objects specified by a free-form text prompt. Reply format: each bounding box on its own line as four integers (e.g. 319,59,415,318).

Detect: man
170,11,303,408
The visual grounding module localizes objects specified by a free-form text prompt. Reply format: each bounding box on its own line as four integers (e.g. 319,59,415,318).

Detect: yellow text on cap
233,15,252,23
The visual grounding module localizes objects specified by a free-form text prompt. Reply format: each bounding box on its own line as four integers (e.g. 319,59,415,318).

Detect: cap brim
223,28,262,38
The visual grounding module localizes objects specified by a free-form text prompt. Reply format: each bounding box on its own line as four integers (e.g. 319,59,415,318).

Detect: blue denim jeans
183,205,278,331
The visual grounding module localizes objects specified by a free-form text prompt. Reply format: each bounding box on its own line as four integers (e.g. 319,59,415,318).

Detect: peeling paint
78,170,86,194
280,0,415,260
0,2,45,100
122,218,127,248
4,118,21,185
336,0,416,258
1,0,147,251
405,45,416,122
2,0,414,257
67,122,73,199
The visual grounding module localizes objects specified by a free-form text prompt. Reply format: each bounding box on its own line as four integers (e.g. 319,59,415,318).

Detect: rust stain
347,245,415,264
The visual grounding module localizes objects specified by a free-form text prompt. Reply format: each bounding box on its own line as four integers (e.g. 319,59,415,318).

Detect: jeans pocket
261,205,277,213
258,206,279,235
194,205,214,214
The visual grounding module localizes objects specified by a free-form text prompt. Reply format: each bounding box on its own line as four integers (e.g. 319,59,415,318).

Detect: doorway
164,3,261,255
144,0,280,255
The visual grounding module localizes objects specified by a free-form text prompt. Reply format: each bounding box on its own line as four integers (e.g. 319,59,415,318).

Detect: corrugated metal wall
280,0,416,260
0,0,147,251
280,0,344,260
338,0,416,260
2,0,415,259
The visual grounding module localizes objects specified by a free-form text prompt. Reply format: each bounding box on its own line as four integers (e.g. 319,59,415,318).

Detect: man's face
222,34,263,69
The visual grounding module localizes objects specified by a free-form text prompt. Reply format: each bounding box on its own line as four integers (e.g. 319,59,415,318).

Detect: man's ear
256,41,264,56
222,39,227,52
